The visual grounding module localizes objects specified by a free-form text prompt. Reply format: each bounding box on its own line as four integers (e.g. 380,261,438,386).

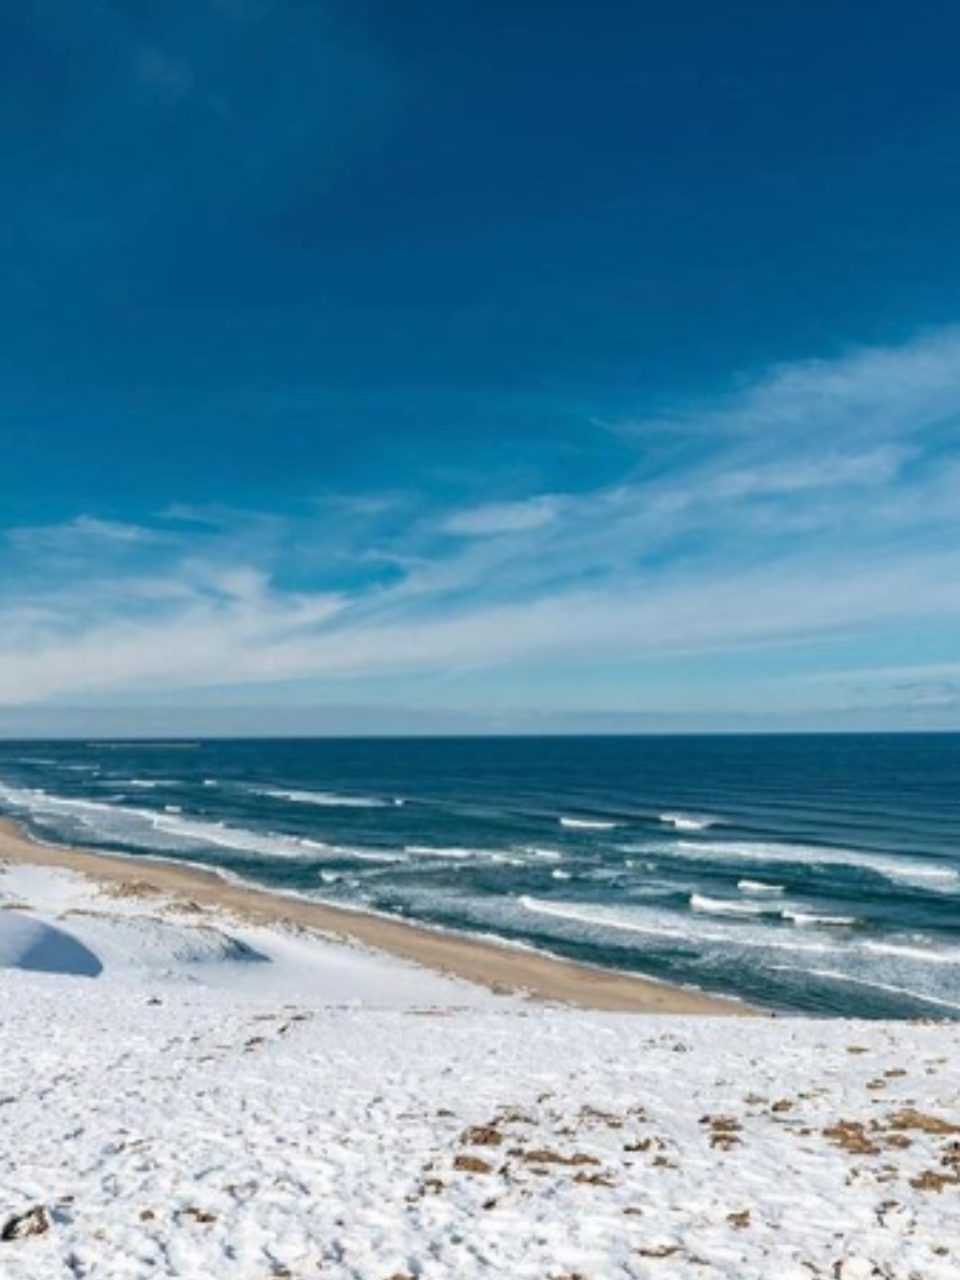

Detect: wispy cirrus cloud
443,496,561,537
2,326,959,718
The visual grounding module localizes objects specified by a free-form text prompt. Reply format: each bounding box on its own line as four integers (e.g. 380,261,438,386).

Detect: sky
2,0,960,735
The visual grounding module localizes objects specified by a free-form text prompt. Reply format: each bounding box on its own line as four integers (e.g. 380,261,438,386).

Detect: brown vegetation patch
886,1109,960,1136
579,1106,623,1129
823,1122,882,1157
573,1171,616,1187
102,881,160,902
515,1148,600,1167
909,1169,960,1192
460,1125,504,1147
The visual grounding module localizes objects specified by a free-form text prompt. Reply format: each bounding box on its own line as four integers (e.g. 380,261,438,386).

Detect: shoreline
0,817,752,1015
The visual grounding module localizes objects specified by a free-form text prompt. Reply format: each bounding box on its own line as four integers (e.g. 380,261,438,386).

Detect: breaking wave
0,781,385,865
632,837,960,894
781,908,858,928
256,788,394,809
690,893,780,918
659,813,717,831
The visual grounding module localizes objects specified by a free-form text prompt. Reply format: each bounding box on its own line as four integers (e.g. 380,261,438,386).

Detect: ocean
1,734,958,1018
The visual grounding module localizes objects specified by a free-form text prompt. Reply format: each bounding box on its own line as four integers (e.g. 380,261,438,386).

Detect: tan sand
0,817,755,1015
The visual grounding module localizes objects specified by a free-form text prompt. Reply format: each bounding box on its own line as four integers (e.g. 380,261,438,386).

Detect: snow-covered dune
1,859,958,1279
0,913,102,978
1,973,958,1279
0,860,497,1005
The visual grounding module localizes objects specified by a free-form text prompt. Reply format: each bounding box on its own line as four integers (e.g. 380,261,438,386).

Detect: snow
2,862,959,1279
0,861,497,1006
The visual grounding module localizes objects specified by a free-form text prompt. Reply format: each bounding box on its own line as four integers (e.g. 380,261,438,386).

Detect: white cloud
442,496,560,537
2,327,960,711
6,516,160,554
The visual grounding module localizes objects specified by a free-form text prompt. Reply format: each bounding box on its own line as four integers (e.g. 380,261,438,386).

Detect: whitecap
862,940,960,966
656,838,959,894
404,845,493,860
0,779,341,863
257,788,391,810
660,812,716,831
769,965,960,1014
782,908,858,928
560,816,619,830
690,893,778,918
517,895,840,955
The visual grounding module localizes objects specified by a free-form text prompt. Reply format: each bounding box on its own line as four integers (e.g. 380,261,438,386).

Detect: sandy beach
0,817,746,1015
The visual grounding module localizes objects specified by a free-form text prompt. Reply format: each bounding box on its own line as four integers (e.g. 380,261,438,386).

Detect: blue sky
2,0,960,733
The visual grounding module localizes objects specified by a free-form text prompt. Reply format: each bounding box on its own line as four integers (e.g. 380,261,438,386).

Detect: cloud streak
2,327,960,717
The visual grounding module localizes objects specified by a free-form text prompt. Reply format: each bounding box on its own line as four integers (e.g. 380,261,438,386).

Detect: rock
1,1206,51,1242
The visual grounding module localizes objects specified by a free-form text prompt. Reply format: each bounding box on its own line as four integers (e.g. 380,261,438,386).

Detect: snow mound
0,915,102,978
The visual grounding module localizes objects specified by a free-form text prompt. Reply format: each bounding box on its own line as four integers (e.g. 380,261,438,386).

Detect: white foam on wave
693,892,857,927
132,813,334,861
0,780,384,865
560,817,619,831
690,893,779,919
782,909,858,928
404,845,496,860
649,838,960,894
524,847,564,861
768,964,960,1014
551,869,572,880
330,846,407,864
516,892,960,1000
738,879,785,895
516,895,837,954
862,940,960,966
257,788,391,810
659,813,716,831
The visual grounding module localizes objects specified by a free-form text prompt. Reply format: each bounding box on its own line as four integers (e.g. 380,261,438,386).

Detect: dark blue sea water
1,735,958,1018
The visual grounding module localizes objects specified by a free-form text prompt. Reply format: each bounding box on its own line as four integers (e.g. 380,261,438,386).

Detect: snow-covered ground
0,860,497,1007
2,861,959,1279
